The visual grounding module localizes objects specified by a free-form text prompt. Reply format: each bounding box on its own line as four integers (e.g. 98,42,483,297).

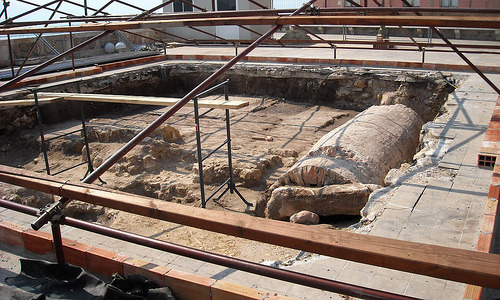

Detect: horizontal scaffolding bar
195,79,230,98
45,128,83,142
0,164,499,289
1,15,499,35
0,198,417,300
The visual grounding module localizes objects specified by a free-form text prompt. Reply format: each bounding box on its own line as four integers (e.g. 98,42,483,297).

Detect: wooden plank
0,97,63,107
29,92,249,110
0,164,500,289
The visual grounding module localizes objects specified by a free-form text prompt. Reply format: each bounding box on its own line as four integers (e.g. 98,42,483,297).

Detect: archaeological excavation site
0,1,499,299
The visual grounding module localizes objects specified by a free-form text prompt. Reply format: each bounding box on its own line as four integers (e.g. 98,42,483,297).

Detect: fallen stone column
264,104,423,220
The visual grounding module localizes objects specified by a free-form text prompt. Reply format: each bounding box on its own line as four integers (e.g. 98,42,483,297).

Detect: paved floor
165,42,500,67
1,44,499,299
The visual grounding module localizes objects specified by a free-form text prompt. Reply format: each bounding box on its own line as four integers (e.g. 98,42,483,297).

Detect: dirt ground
0,95,359,263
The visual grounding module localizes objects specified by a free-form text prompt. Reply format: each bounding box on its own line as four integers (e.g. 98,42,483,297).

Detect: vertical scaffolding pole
4,0,14,77
34,91,51,175
193,97,206,207
51,220,65,264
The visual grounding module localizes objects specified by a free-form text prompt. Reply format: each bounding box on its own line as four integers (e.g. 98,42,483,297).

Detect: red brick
22,229,53,255
487,185,500,199
0,219,25,247
211,281,294,300
123,258,170,286
86,247,128,277
62,238,92,268
476,232,492,253
481,214,496,234
164,269,215,300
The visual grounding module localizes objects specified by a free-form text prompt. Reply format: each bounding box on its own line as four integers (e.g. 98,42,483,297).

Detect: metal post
193,97,206,208
78,83,92,172
333,45,337,59
4,1,15,78
224,85,233,194
69,21,75,71
34,91,51,175
235,42,238,56
421,47,425,64
51,220,65,264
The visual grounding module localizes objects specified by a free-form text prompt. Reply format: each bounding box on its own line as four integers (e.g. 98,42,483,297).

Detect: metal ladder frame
193,79,251,208
33,82,104,183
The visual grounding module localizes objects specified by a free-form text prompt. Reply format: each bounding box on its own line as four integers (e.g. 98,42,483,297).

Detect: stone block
0,219,25,247
62,238,92,268
86,247,128,277
22,229,53,255
123,258,170,286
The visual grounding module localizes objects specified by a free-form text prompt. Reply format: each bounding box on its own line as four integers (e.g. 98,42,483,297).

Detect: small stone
93,156,103,168
154,124,181,142
354,79,367,89
290,211,320,225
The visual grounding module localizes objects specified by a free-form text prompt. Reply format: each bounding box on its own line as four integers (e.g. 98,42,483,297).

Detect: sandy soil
0,95,359,262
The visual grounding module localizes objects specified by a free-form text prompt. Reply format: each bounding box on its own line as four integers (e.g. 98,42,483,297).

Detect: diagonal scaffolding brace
31,0,319,231
400,0,500,94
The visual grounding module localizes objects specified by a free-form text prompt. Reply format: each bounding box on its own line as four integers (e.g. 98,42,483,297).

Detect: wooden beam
0,97,63,107
1,15,499,34
28,92,249,110
0,164,499,289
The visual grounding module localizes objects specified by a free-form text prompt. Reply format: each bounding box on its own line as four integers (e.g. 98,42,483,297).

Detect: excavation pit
0,62,456,261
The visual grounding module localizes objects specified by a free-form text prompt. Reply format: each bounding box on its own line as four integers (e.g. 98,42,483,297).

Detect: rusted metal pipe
189,26,234,45
4,0,14,78
0,1,172,92
32,0,319,231
0,198,417,300
0,0,62,25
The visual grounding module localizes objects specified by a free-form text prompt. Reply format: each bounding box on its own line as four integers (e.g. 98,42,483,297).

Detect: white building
162,0,272,41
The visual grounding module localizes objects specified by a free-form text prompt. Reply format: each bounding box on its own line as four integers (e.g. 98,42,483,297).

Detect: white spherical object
104,42,115,53
115,41,127,52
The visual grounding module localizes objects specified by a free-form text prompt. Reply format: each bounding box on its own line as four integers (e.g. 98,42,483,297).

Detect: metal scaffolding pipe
31,0,320,231
0,198,416,300
0,0,62,25
15,0,64,77
399,0,500,94
0,0,173,92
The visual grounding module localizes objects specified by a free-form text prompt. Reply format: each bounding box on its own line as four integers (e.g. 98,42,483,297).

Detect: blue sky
5,0,304,22
6,0,163,22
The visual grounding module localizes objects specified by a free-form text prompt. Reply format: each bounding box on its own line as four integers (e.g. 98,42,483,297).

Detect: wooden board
29,92,249,110
0,97,63,107
0,164,500,289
